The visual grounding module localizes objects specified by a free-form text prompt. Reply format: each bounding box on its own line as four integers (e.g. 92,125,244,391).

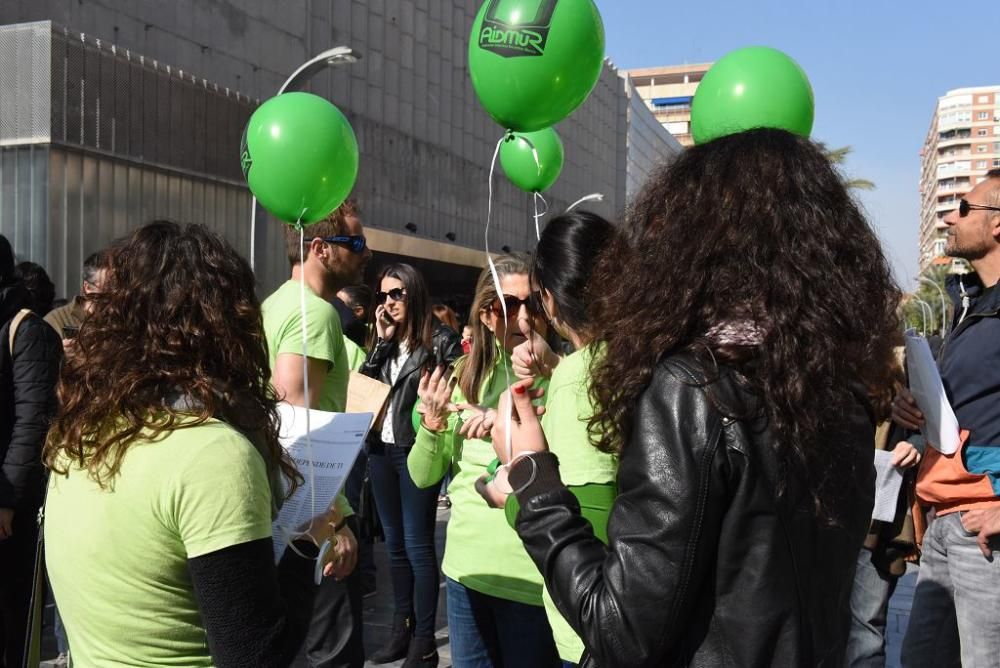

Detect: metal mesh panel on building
0,22,52,144
45,24,257,183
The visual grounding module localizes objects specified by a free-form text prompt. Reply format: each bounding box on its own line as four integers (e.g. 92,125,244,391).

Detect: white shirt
380,341,411,444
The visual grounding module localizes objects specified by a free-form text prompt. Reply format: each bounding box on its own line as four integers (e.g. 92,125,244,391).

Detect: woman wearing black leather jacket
360,263,460,667
490,129,902,668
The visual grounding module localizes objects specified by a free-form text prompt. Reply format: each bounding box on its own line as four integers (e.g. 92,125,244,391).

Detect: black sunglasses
375,287,407,304
309,235,367,254
959,199,1000,218
491,292,542,318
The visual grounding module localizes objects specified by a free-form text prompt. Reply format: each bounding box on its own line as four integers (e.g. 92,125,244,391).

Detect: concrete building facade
0,1,681,302
625,62,712,147
918,85,1000,274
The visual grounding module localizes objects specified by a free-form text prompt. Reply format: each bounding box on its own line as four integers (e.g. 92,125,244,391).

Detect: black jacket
360,321,461,448
0,283,62,511
508,353,875,668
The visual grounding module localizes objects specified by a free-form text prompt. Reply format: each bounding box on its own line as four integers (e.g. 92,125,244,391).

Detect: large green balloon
469,0,605,132
690,47,814,145
500,128,564,193
241,92,359,225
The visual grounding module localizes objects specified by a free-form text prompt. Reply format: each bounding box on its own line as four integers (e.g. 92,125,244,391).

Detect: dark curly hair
587,128,901,521
45,221,301,496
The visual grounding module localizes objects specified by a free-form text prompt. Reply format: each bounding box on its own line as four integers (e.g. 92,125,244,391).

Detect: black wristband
289,539,320,560
508,452,562,499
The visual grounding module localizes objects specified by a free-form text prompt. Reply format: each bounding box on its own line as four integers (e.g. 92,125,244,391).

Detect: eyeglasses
491,292,542,318
959,199,1000,218
375,287,407,304
308,235,368,254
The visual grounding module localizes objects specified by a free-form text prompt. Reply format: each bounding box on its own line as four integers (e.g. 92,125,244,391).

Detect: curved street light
918,276,949,335
912,297,932,337
250,47,362,270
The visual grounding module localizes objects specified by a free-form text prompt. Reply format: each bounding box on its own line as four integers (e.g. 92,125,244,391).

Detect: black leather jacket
508,353,875,668
360,321,461,448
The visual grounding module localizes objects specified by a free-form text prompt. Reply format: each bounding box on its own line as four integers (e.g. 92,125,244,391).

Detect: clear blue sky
595,0,996,288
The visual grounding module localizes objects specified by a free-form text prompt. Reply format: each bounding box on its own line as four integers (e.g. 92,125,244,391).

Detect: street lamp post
913,298,932,337
249,47,362,271
919,276,949,335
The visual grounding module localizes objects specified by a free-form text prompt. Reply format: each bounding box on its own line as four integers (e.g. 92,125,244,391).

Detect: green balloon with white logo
468,0,605,132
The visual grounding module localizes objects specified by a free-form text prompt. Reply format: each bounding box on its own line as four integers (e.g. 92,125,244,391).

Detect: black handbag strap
22,483,48,668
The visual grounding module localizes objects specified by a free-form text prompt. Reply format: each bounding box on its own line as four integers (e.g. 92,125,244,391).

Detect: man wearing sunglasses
892,170,1000,667
262,198,372,668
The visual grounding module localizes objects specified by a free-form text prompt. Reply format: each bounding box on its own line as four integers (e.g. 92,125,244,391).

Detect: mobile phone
381,310,395,325
62,325,80,340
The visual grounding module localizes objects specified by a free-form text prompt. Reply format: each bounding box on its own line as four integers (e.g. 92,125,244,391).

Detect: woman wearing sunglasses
411,254,562,668
360,264,461,668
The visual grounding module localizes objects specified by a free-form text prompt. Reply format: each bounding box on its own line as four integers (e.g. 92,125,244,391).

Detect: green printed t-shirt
263,279,349,412
344,336,367,372
45,419,273,668
540,343,618,662
408,356,549,606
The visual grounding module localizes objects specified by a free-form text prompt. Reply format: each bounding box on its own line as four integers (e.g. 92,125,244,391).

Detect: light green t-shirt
540,343,618,662
344,336,367,372
408,355,549,606
262,280,349,413
45,420,273,668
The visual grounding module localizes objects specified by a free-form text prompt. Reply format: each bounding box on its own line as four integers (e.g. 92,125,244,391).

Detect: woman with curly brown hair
43,221,343,668
491,128,902,668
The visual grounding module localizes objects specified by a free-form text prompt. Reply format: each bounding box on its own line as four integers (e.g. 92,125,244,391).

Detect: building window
995,159,1000,168
978,129,989,136
978,160,989,169
979,95,992,103
978,111,990,120
978,145,989,152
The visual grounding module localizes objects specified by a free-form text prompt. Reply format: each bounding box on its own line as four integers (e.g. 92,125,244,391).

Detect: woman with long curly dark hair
44,221,342,667
491,128,901,667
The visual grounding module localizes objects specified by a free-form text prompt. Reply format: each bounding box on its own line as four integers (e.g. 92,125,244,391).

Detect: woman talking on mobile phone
360,264,461,668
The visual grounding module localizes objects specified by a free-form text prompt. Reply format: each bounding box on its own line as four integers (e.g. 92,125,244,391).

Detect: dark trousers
368,442,440,639
0,508,39,668
301,515,364,668
343,450,375,588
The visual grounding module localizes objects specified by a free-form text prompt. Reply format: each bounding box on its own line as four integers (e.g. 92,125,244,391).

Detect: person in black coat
490,129,902,668
360,264,461,668
0,235,61,667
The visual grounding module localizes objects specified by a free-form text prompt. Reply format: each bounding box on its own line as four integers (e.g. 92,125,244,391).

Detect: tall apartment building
919,85,1000,274
625,62,712,147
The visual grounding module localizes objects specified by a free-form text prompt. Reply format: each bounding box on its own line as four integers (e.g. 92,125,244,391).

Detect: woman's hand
891,441,922,469
374,304,397,341
417,364,457,432
490,380,548,465
475,467,512,509
511,318,560,382
457,405,498,440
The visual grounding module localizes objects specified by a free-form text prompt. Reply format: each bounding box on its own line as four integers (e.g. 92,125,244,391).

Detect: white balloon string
297,221,317,541
532,192,548,241
567,192,604,211
484,132,514,463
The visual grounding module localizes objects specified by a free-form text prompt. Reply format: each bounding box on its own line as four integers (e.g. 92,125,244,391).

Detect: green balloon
690,46,814,145
469,0,605,132
241,92,359,225
500,128,564,193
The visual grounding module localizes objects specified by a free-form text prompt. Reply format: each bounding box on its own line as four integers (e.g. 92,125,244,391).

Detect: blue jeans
446,578,560,668
901,511,1000,668
845,547,898,667
368,442,440,638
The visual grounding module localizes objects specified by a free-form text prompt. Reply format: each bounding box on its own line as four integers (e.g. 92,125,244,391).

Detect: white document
904,335,961,455
872,450,905,523
272,403,373,562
